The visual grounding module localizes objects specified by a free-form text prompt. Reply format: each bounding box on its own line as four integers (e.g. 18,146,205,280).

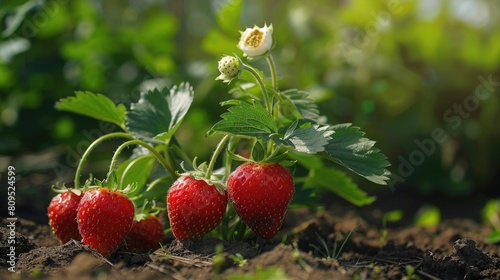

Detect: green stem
292,176,309,184
74,132,134,189
170,144,193,167
169,136,193,168
205,135,230,179
266,138,275,157
266,54,278,91
225,136,239,179
164,147,179,176
108,139,178,180
265,141,284,161
243,64,272,113
233,218,248,241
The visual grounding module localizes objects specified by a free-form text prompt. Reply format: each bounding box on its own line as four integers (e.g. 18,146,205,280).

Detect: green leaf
208,101,277,140
289,182,321,209
279,89,320,121
214,0,242,34
126,82,194,141
133,176,174,205
115,154,155,196
279,120,333,154
287,151,324,169
250,140,266,162
55,91,126,128
322,123,391,185
307,167,376,206
202,29,239,56
226,150,251,162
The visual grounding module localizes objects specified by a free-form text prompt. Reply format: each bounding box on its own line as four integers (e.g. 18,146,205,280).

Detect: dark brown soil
2,205,500,280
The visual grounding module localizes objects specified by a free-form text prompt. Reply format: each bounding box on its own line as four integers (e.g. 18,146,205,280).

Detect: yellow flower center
245,30,264,48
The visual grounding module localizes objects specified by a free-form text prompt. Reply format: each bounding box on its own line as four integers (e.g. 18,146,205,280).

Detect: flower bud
237,24,273,58
216,56,241,84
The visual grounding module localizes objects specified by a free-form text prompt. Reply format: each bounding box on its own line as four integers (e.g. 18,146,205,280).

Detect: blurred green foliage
482,199,500,243
1,0,499,197
414,204,441,226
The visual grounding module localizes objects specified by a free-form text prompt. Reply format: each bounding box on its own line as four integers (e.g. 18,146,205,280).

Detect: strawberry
167,175,228,241
124,215,165,252
48,191,82,243
227,162,294,239
77,188,134,258
216,55,241,83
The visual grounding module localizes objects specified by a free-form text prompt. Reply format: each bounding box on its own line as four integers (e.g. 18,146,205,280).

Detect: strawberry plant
50,22,390,250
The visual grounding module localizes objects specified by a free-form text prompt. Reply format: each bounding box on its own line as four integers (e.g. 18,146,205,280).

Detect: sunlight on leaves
279,89,320,121
280,120,333,154
209,101,277,140
323,123,391,185
126,82,194,142
307,166,376,206
55,91,126,128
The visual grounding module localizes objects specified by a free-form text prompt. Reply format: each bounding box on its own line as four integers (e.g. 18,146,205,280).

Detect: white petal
238,25,273,57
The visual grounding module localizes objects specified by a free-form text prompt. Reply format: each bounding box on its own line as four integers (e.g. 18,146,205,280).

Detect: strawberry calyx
83,172,137,196
133,200,164,222
227,143,295,168
133,212,151,222
178,158,226,195
51,182,83,196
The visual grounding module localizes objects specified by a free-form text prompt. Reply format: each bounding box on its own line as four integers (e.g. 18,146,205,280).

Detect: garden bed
2,197,499,280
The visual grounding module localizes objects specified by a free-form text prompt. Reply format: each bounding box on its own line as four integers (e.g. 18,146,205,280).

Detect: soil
2,196,500,280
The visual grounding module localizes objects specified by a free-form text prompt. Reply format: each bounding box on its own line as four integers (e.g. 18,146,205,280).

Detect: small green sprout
309,224,358,260
380,209,403,242
229,253,247,267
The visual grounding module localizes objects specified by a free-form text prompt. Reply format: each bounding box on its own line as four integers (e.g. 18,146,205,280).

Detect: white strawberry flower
238,24,273,58
216,55,242,84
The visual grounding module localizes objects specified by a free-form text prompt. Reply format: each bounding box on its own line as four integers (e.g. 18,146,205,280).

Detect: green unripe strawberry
216,56,241,84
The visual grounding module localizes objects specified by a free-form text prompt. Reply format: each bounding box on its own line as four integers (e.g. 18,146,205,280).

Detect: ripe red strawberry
124,215,165,252
167,175,228,241
48,191,82,243
77,188,134,258
227,162,294,239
